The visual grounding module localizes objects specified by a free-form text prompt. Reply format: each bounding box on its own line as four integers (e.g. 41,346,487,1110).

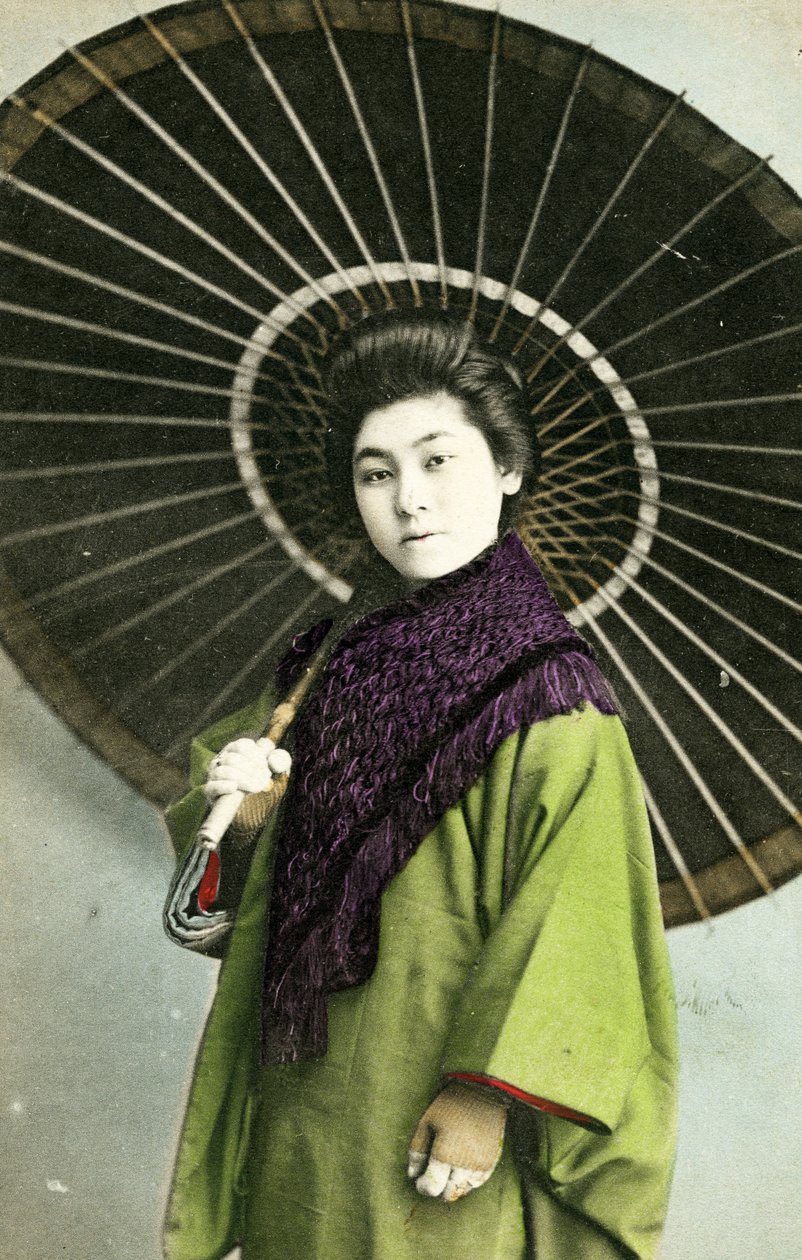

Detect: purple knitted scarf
261,531,616,1064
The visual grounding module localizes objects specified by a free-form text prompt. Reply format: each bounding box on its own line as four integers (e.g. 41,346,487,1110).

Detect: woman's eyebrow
353,445,390,464
413,430,450,447
353,431,453,464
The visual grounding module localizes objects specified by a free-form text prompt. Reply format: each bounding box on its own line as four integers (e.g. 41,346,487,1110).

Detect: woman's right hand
203,738,292,804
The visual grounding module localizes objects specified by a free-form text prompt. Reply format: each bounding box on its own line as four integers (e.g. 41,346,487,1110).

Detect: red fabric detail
197,850,221,913
446,1071,597,1128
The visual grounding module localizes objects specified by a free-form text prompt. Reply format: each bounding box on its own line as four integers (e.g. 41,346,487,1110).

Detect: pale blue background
2,2,801,1256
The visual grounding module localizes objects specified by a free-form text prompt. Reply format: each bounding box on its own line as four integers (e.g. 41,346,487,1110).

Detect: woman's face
352,392,522,581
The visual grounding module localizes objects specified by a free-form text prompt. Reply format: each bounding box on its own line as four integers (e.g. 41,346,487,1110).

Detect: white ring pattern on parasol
229,259,659,627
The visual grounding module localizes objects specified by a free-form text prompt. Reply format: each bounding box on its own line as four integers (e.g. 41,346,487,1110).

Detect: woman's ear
499,466,523,495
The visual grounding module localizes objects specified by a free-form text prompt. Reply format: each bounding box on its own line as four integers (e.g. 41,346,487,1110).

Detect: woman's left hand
407,1081,507,1202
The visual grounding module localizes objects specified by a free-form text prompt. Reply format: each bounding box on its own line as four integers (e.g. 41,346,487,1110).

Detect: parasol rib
526,369,597,417
542,469,802,569
526,154,771,381
653,468,802,514
23,508,261,612
541,441,620,481
634,550,802,678
620,318,802,391
492,45,591,341
534,529,768,901
0,476,269,549
594,579,800,828
0,355,289,408
642,439,802,457
521,91,687,345
534,484,622,517
601,240,802,360
9,96,324,345
640,779,712,921
540,392,802,451
0,298,304,392
548,485,802,613
0,448,267,482
64,41,346,324
0,238,328,384
540,519,776,893
530,317,802,422
118,561,303,712
73,537,280,658
469,9,501,323
0,170,327,370
520,239,802,417
538,463,629,496
0,411,274,432
305,0,417,304
589,602,774,896
530,513,617,543
225,0,399,309
400,0,447,308
521,506,628,537
0,172,300,349
164,585,325,757
530,494,802,678
532,390,597,437
139,11,369,317
607,563,802,751
633,495,802,566
2,206,336,437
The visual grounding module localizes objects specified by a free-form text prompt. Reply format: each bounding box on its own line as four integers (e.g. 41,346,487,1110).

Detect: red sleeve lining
446,1071,604,1131
196,850,221,913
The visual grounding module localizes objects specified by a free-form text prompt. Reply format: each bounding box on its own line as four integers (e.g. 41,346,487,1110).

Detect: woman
163,313,677,1260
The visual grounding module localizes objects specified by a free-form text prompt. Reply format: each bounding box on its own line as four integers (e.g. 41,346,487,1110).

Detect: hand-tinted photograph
2,3,801,1257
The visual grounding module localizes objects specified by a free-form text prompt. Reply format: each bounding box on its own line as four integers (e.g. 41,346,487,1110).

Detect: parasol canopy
1,0,801,926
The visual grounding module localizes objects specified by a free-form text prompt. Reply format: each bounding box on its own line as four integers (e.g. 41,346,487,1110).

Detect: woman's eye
361,468,391,484
425,454,451,469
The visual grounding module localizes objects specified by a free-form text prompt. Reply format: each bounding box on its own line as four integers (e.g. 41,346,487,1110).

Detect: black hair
323,311,540,533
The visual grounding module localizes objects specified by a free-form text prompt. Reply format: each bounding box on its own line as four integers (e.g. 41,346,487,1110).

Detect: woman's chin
384,536,496,582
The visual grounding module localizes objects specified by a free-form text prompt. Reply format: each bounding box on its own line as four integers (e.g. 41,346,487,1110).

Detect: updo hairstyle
323,311,540,533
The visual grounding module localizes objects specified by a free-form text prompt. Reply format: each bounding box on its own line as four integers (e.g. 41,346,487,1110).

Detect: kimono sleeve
440,706,676,1137
161,683,278,956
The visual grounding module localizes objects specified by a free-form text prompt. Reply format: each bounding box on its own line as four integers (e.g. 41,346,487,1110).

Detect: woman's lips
402,531,437,544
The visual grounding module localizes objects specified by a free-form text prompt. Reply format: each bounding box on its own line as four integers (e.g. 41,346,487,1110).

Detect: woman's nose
395,470,428,516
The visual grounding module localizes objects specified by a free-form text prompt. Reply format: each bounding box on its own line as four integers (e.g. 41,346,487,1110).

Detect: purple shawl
261,532,616,1064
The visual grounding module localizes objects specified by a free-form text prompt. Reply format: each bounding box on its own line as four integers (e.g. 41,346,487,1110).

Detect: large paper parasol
1,0,801,926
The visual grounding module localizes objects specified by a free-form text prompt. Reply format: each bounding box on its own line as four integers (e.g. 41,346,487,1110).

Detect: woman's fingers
407,1149,427,1178
223,737,266,755
203,775,242,803
203,774,250,802
411,1156,489,1201
204,739,293,804
442,1166,491,1202
267,747,292,775
204,739,277,799
414,1156,451,1199
407,1113,433,1179
408,1115,487,1202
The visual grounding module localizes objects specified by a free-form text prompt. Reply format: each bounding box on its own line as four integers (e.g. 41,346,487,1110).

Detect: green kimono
163,690,677,1260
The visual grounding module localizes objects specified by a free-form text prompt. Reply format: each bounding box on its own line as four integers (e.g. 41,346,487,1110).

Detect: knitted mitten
408,1081,507,1202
